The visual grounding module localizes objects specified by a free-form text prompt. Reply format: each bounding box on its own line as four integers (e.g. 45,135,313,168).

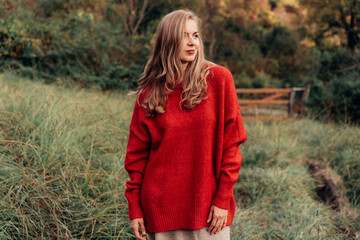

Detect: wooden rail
238,100,289,105
237,85,311,120
236,88,291,94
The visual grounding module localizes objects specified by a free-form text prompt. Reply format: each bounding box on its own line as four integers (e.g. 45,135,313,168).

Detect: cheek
182,41,187,48
179,41,185,51
195,40,200,49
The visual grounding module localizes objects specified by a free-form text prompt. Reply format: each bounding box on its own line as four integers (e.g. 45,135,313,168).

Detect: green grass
0,72,359,239
0,72,134,239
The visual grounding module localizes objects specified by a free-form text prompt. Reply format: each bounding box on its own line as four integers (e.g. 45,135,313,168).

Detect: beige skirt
147,226,230,240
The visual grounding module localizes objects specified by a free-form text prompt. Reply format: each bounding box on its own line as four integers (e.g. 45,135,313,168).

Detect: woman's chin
181,59,196,64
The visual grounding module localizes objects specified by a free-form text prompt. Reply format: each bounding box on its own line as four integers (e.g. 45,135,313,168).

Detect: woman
124,9,247,240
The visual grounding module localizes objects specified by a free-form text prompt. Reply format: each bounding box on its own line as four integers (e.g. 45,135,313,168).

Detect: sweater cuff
127,199,144,220
211,194,230,210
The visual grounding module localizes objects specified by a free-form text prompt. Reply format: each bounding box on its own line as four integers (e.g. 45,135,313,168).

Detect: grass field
0,72,359,239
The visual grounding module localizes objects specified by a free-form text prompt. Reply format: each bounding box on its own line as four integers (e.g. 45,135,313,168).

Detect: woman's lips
186,50,196,54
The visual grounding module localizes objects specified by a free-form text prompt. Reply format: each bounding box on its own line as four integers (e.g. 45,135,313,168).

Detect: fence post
300,84,311,117
288,88,295,118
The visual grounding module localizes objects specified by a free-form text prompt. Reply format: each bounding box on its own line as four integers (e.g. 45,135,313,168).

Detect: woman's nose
187,37,194,45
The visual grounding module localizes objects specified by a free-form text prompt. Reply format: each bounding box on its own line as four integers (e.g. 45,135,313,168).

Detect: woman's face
179,19,200,67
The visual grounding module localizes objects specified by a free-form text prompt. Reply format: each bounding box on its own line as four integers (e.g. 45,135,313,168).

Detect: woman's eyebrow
183,31,199,34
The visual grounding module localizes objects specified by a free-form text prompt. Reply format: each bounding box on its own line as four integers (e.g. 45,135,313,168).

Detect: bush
305,72,360,123
0,1,150,90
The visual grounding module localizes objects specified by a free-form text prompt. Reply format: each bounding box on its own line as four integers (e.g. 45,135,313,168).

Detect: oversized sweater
124,64,247,233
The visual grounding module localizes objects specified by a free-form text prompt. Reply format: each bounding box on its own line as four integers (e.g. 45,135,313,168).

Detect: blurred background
1,0,359,122
0,1,360,239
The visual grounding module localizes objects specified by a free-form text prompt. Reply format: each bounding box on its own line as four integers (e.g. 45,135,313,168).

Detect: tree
119,0,148,36
199,0,222,61
300,0,360,51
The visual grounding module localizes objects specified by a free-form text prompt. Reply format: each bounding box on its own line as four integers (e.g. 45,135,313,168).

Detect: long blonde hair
129,9,214,118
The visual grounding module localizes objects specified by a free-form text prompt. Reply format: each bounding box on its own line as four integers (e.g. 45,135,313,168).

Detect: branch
120,0,131,35
128,0,134,33
133,0,148,34
336,63,360,72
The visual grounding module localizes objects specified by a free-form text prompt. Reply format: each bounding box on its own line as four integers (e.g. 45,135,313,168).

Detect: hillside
0,72,359,239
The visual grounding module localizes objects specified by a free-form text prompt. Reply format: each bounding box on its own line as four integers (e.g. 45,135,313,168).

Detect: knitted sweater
124,64,247,233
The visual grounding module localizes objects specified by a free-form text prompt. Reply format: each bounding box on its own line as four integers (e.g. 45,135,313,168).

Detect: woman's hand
206,205,228,235
130,218,147,240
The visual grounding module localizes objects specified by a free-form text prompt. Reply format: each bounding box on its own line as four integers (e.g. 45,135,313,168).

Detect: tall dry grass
0,72,359,239
233,119,360,239
0,72,134,239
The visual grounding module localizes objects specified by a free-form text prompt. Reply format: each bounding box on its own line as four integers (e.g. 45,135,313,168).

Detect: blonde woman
124,9,247,240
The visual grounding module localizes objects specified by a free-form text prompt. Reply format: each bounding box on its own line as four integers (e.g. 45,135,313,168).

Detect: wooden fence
237,85,311,120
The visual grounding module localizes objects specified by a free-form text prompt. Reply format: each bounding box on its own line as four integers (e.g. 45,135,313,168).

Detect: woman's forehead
183,19,198,33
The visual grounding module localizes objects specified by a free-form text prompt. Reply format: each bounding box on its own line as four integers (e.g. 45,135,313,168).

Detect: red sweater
124,64,247,233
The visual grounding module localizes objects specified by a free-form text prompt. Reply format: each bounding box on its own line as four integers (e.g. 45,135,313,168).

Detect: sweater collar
173,81,183,89
167,80,183,90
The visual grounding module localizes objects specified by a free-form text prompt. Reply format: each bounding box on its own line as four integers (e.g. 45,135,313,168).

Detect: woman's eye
194,34,199,38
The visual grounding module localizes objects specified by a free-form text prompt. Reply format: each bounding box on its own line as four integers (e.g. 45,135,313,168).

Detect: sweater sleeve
124,99,151,220
211,68,247,210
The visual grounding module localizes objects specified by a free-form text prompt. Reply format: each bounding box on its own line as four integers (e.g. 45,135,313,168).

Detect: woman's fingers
130,218,147,240
221,218,227,230
214,219,227,235
209,217,218,234
139,220,147,239
211,219,224,234
207,205,228,235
